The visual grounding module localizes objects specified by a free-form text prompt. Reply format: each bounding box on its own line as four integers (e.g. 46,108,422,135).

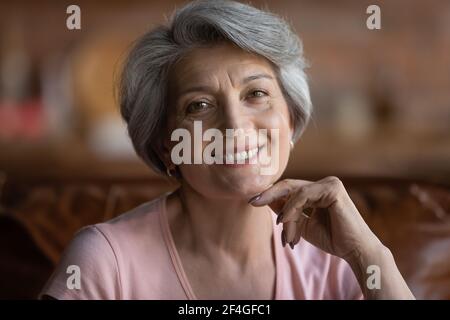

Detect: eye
186,101,211,114
248,90,268,99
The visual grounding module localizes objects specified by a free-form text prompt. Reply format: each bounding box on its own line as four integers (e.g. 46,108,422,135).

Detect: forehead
169,42,276,89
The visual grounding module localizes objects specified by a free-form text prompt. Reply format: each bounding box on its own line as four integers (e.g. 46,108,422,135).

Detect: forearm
345,241,415,300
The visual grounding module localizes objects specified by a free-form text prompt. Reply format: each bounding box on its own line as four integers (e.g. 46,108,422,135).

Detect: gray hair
119,0,312,175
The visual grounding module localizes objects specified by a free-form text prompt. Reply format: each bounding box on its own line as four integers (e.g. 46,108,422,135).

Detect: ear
157,136,182,179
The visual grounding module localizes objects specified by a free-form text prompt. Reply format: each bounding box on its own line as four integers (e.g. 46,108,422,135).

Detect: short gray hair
119,0,312,175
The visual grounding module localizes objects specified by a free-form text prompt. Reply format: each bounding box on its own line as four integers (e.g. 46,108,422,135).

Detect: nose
220,95,254,133
219,95,259,152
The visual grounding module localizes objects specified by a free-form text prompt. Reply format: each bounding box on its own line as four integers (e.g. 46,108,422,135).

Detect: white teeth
247,147,258,159
224,147,259,162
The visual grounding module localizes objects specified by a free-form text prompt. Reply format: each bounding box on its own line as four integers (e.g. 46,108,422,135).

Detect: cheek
259,102,292,144
259,103,292,169
259,97,291,130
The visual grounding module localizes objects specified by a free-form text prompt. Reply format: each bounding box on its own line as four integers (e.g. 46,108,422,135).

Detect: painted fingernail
276,212,283,225
289,242,294,250
281,230,286,247
248,194,261,204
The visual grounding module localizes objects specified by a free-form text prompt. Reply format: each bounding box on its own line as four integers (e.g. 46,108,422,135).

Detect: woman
40,0,414,300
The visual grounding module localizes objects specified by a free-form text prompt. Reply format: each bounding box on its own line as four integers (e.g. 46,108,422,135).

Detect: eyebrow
241,73,274,84
178,73,274,96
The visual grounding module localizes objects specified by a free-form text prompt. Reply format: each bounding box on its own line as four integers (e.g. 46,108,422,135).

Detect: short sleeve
39,225,121,300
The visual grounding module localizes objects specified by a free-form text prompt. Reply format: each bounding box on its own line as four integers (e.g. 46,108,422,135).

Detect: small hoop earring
166,167,173,177
290,140,294,151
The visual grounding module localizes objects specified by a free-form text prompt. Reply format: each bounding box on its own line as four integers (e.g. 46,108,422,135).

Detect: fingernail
289,242,294,250
248,194,261,204
281,230,286,247
276,212,283,225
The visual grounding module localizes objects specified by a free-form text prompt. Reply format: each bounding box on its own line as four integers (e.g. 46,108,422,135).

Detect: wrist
344,238,395,298
345,236,391,267
344,236,392,280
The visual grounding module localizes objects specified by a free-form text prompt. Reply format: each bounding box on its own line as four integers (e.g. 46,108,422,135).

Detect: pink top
40,193,363,300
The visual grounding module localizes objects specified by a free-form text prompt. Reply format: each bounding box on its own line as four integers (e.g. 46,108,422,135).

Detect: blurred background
0,0,449,299
0,0,449,181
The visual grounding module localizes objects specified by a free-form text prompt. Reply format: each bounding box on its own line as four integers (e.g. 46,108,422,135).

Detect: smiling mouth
212,144,265,164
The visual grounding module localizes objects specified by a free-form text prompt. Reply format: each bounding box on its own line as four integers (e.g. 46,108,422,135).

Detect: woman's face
165,42,293,200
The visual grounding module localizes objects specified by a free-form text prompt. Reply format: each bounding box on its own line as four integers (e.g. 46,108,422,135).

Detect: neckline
159,194,282,300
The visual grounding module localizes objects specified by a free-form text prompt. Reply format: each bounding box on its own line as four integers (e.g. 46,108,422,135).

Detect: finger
281,229,287,247
268,196,289,215
291,212,309,247
278,194,307,224
293,212,313,246
279,183,328,224
249,179,312,207
282,207,313,225
292,224,302,246
284,221,298,247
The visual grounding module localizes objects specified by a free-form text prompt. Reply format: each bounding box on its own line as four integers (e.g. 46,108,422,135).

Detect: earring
290,140,294,151
166,166,174,177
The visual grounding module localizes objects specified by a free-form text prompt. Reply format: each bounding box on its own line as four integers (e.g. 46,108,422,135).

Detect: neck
167,183,273,265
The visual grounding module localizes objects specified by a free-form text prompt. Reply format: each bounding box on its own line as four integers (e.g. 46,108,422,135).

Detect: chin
180,159,287,200
217,171,277,199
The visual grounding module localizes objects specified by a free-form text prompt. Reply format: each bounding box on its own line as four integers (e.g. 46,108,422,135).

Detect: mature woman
41,0,414,300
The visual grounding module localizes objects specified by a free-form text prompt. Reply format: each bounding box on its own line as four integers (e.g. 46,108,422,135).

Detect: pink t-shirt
39,193,363,300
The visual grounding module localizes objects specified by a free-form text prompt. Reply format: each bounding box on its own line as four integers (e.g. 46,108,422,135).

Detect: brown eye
249,90,268,98
186,101,211,114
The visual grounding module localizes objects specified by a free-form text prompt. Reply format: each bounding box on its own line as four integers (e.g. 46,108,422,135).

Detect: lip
216,144,266,166
211,143,260,156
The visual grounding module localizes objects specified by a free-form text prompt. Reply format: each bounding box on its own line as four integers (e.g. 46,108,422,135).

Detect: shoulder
39,225,120,299
95,195,166,246
40,194,169,300
91,195,170,269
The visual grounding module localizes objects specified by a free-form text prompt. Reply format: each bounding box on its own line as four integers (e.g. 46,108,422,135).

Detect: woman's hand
249,176,380,259
249,176,415,299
